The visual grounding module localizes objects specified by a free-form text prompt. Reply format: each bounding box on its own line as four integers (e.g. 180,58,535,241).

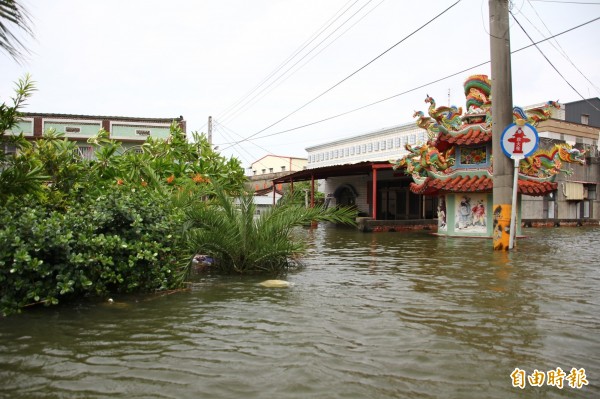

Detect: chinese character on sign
506,127,531,154
527,369,546,387
511,368,526,389
566,368,589,389
547,367,566,389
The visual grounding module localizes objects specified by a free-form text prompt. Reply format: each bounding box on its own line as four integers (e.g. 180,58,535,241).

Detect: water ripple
0,226,598,398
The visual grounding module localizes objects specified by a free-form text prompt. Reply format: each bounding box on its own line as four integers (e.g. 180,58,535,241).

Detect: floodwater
1,225,598,399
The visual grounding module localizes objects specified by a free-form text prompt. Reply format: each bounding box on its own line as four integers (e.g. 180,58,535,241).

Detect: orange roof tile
409,175,556,196
438,128,492,146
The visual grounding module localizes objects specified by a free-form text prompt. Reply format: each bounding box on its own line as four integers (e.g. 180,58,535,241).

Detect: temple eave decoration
408,177,557,197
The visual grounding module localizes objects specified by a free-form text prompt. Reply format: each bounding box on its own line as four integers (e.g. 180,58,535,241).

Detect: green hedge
0,188,186,316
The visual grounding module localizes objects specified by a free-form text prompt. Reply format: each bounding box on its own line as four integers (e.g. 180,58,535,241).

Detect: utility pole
490,0,515,250
207,116,213,145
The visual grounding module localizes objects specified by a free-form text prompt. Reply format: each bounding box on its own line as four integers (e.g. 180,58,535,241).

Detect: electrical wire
215,120,308,172
218,15,599,147
524,0,600,95
221,0,463,151
217,0,362,124
510,11,600,111
196,0,359,134
220,0,383,126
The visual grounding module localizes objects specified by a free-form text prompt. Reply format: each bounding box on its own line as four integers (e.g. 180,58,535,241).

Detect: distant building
564,97,600,128
246,154,307,191
4,112,186,158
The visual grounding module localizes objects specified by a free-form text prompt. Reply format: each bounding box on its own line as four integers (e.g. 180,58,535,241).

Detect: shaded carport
271,161,395,219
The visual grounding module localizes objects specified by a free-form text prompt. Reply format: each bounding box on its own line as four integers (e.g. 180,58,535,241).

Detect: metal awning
272,161,394,184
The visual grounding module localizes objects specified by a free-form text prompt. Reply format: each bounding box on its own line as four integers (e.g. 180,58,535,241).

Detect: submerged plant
182,187,356,275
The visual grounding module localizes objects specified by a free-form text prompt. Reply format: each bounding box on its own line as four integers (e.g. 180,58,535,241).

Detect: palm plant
0,0,33,63
182,187,357,275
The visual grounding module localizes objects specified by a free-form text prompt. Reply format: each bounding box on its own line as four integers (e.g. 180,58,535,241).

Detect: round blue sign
500,123,539,159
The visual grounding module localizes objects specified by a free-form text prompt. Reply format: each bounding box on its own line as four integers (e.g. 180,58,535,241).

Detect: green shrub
0,188,186,316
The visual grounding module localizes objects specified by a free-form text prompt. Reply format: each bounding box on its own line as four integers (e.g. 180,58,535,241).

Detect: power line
510,11,600,110
523,0,600,95
220,0,383,126
219,15,599,146
222,0,463,151
217,0,362,123
197,0,360,134
216,120,307,172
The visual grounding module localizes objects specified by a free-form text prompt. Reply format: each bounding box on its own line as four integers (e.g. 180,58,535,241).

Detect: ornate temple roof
394,74,584,197
437,126,492,146
409,176,556,196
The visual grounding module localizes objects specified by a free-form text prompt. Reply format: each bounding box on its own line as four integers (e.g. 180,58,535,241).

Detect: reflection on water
1,225,598,398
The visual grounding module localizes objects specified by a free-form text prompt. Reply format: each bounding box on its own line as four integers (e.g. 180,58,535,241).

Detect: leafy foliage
182,187,357,275
0,0,34,63
0,188,185,316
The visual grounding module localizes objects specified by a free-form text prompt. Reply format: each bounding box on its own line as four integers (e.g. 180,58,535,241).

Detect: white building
248,154,307,176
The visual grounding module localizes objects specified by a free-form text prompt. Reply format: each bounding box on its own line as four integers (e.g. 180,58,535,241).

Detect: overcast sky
2,0,599,167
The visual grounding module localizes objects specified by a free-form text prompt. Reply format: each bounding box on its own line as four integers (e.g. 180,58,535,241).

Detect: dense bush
0,188,186,316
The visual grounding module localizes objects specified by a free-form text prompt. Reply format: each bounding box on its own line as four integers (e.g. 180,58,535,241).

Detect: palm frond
181,185,356,274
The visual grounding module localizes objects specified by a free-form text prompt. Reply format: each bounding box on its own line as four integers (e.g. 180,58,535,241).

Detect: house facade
247,154,307,191
4,112,186,158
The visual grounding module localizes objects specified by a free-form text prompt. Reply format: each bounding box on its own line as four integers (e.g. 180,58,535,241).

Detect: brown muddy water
1,225,598,398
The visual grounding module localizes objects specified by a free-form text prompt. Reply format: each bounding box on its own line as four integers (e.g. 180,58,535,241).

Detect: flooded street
1,225,598,398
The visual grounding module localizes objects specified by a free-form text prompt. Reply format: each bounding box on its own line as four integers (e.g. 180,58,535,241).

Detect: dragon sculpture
512,100,561,127
392,142,455,178
413,110,439,141
425,95,463,131
520,143,586,179
395,74,576,191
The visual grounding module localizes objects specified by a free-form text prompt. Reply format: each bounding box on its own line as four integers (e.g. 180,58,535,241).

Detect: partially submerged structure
391,75,586,237
271,75,599,232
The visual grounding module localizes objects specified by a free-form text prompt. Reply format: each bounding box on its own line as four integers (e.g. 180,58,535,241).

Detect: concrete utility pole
207,116,213,145
489,0,515,250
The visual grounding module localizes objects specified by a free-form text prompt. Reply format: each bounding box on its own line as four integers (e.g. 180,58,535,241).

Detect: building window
587,184,596,200
3,144,17,155
395,137,401,148
344,148,349,157
77,146,94,160
262,169,266,174
361,144,366,153
350,146,355,155
269,168,273,173
281,166,286,171
581,114,589,125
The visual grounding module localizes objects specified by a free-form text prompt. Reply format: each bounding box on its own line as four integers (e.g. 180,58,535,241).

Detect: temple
392,75,586,237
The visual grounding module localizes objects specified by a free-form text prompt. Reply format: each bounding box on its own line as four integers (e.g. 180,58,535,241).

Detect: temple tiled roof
437,127,492,146
409,175,557,196
518,179,558,196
